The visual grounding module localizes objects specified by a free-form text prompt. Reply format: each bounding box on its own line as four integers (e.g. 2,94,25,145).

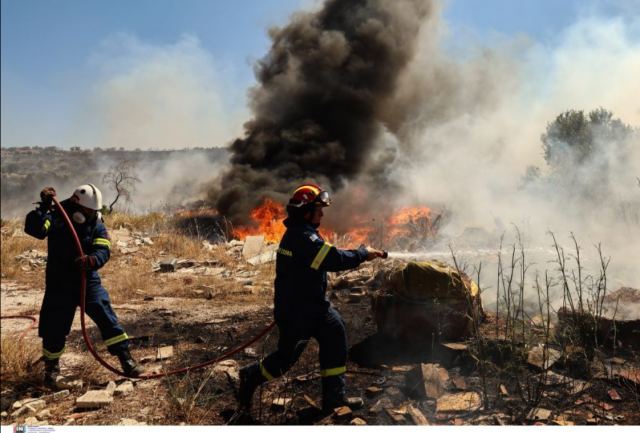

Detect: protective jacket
24,199,128,360
273,217,368,319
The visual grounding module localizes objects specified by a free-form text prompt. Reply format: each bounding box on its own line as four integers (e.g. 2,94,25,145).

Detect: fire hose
1,196,276,380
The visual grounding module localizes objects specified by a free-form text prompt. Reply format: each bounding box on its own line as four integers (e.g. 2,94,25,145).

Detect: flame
233,198,286,243
234,200,436,249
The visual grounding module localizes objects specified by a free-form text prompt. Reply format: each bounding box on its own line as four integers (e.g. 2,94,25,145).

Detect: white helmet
72,184,103,211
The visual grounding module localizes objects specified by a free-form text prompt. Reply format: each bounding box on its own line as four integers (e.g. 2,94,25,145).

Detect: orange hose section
1,197,275,380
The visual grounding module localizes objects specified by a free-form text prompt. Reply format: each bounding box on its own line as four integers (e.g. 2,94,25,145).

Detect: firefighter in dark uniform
24,184,143,387
238,184,385,412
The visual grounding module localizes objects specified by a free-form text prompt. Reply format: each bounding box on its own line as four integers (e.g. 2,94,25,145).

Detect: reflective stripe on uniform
277,247,293,257
310,242,332,270
42,219,51,233
93,237,111,249
320,366,346,377
259,361,274,381
104,332,128,347
43,346,65,360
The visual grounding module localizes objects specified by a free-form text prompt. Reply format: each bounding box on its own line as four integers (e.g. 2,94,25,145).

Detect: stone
105,381,117,396
608,389,622,401
52,390,70,400
350,417,367,425
436,392,482,412
534,371,590,395
346,397,364,409
156,345,174,360
247,249,277,265
303,394,321,410
499,384,508,396
527,345,561,370
406,363,449,399
119,418,147,425
0,411,7,418
333,406,353,420
37,409,52,420
271,397,292,410
11,401,22,410
11,405,36,418
385,407,406,423
527,408,552,422
452,376,467,390
242,235,264,260
141,237,154,245
27,400,46,411
243,348,257,358
76,390,114,409
159,258,178,272
407,404,429,425
366,386,384,397
115,381,134,396
55,377,84,390
24,416,41,425
213,360,240,383
369,397,392,414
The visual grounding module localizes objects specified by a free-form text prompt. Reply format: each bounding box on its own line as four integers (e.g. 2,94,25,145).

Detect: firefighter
24,185,144,388
238,184,385,412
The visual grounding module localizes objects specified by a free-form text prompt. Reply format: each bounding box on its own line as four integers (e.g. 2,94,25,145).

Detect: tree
102,160,140,213
541,108,633,172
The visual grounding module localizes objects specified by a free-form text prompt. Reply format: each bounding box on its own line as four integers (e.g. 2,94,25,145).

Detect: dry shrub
0,336,41,385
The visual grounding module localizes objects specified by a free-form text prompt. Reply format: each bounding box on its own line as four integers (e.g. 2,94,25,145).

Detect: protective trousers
39,280,129,361
258,307,347,400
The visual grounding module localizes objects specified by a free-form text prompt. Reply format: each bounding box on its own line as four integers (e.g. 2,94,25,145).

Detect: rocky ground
1,218,639,426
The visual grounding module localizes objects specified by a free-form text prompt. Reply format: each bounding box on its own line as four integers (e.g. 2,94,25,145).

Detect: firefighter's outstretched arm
306,237,384,272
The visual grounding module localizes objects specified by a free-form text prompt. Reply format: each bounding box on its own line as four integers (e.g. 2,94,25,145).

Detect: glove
40,187,56,209
74,255,97,271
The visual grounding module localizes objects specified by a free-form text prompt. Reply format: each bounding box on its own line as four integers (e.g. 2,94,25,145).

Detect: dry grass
104,212,167,233
0,335,41,385
1,219,44,279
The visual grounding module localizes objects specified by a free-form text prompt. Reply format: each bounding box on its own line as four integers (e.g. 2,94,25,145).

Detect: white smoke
386,11,640,289
75,33,245,150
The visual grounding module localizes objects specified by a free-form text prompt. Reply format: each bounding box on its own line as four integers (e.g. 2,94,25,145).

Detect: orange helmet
288,183,331,208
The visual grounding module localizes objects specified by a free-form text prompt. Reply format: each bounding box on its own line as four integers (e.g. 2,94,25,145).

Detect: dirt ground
1,219,639,426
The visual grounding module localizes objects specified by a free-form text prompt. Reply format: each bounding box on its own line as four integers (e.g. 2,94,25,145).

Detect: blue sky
1,0,638,148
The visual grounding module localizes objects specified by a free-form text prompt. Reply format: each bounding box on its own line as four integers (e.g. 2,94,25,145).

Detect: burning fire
234,199,437,248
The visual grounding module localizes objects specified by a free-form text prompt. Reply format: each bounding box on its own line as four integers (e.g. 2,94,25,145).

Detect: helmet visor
316,190,331,206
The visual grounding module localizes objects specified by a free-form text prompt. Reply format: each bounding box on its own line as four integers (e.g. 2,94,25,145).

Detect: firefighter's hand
364,246,386,261
40,187,56,207
74,255,96,271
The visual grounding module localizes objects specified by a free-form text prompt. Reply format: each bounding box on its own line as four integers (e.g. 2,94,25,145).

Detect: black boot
238,363,266,410
43,359,60,389
321,375,348,412
116,349,144,377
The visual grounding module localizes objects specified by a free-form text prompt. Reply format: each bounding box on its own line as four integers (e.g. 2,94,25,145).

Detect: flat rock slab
76,390,114,409
156,346,174,360
436,392,482,412
242,235,264,259
406,363,449,399
115,381,135,396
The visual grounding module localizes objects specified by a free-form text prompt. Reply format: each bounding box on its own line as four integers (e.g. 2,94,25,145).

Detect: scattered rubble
15,249,47,267
76,390,113,409
436,392,482,412
526,344,561,370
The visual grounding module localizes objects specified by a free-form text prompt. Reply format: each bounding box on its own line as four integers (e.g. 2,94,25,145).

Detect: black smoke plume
211,0,432,223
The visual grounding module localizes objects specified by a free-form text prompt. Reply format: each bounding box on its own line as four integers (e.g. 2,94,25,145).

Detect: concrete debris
76,390,114,409
115,381,135,396
242,235,265,260
406,404,429,425
156,346,174,360
11,404,36,418
526,407,552,422
350,417,367,425
499,384,508,396
247,246,277,265
406,363,449,399
436,392,482,412
526,345,561,370
27,399,46,411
